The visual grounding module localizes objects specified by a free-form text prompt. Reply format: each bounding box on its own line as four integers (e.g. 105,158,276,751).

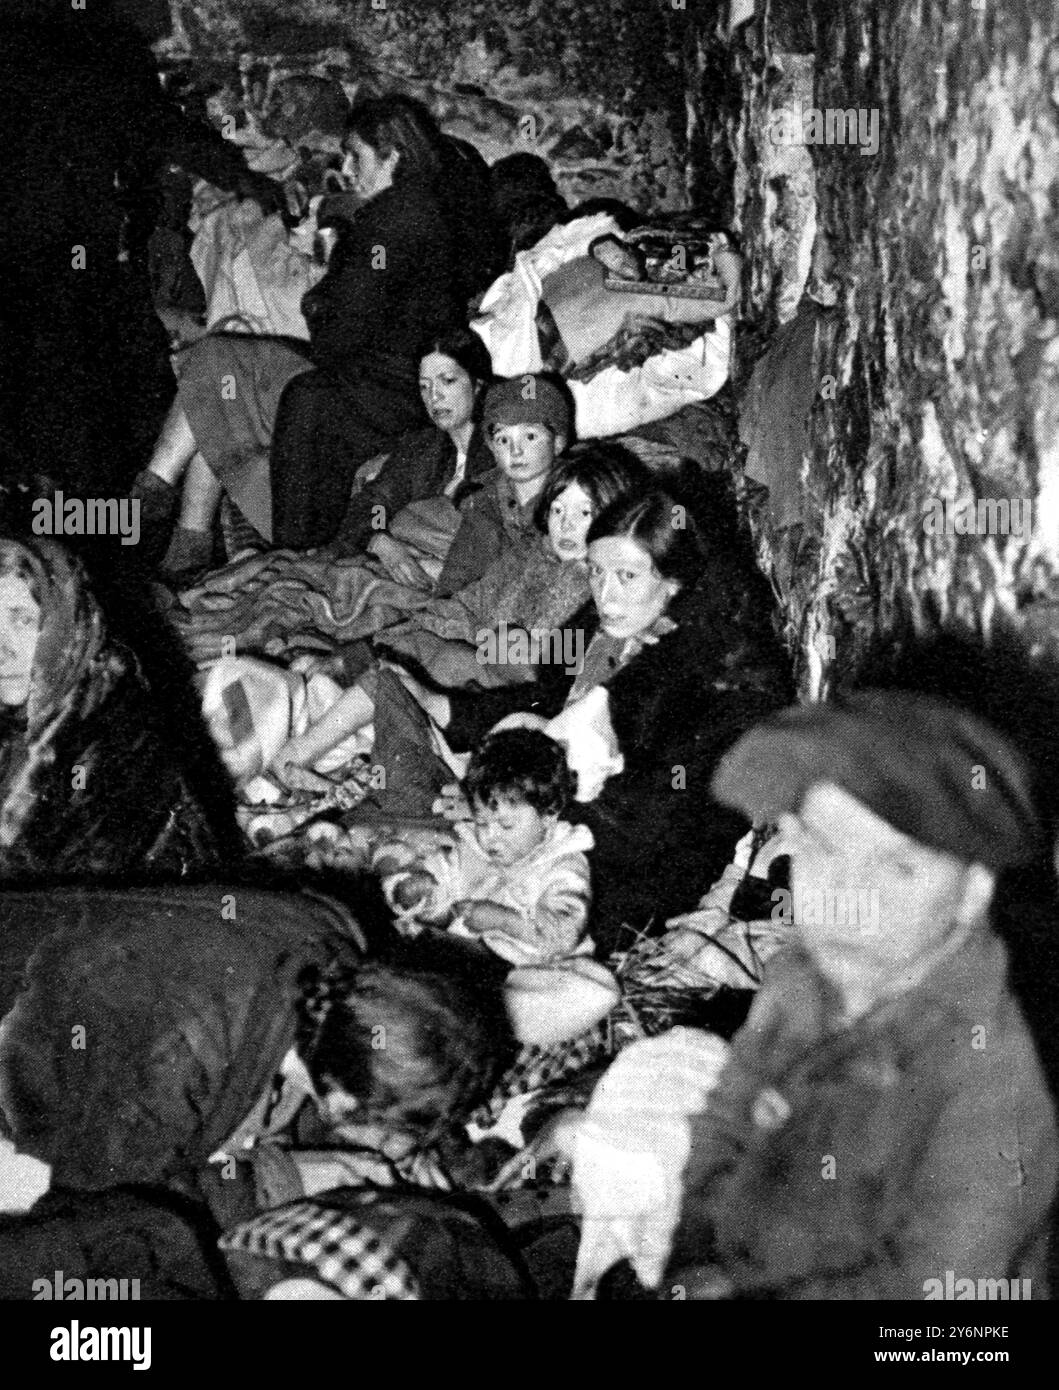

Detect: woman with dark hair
0,886,512,1217
0,534,238,881
132,94,468,575
328,326,496,586
266,443,648,800
393,483,792,950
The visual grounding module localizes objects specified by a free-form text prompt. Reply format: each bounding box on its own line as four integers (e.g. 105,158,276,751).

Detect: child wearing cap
269,375,573,784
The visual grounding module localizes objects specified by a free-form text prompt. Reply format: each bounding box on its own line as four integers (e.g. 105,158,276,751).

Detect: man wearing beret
665,691,1057,1300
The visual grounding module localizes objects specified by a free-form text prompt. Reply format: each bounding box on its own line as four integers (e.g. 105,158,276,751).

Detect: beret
481,376,572,440
711,690,1041,869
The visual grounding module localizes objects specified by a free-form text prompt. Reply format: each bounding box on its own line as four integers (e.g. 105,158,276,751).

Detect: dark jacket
668,931,1057,1299
0,2,260,491
435,468,542,598
446,545,793,948
0,886,364,1191
335,424,495,556
303,172,462,393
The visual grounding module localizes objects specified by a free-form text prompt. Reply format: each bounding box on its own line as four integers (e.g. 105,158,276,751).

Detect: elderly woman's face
341,134,399,201
587,535,679,639
779,782,986,985
419,353,476,433
0,574,41,706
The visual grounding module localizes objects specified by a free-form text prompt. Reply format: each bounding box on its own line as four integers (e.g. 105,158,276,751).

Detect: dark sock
129,470,178,569
160,525,214,582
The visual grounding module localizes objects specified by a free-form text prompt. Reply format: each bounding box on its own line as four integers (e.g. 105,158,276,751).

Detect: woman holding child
343,484,792,949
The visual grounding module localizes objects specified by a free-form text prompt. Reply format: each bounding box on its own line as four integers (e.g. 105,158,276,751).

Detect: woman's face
490,424,558,492
587,535,680,639
419,353,476,433
0,574,41,706
341,133,399,201
547,482,594,562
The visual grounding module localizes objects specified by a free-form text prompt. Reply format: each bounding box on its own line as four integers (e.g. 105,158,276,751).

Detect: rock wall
686,0,1059,697
164,0,694,211
162,1,1059,700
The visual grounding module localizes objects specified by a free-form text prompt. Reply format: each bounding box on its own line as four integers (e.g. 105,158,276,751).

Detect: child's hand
431,783,472,821
455,900,524,936
393,870,435,911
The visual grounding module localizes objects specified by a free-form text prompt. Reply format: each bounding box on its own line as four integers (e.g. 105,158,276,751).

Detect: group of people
0,43,1056,1303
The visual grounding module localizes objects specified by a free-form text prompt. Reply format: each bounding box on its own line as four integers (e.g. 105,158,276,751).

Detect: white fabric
545,685,624,803
471,213,731,437
201,655,371,790
190,183,324,341
568,319,731,438
571,1027,732,1299
471,213,620,376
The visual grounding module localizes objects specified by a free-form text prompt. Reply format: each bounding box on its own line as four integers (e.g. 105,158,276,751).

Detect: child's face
547,482,594,562
489,423,559,491
472,794,553,867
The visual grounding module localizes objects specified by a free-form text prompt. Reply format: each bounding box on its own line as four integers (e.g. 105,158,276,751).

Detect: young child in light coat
372,729,595,967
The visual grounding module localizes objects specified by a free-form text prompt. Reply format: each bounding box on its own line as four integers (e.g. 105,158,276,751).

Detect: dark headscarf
0,538,124,856
0,535,229,880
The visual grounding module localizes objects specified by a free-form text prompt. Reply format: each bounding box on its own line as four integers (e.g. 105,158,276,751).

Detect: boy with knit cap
434,373,573,596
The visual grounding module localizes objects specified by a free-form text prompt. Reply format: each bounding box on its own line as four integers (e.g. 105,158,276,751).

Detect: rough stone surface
164,0,1059,699
165,0,693,211
688,0,1059,696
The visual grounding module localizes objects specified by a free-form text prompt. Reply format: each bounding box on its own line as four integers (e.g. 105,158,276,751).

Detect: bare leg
273,681,377,775
178,453,223,532
147,400,198,486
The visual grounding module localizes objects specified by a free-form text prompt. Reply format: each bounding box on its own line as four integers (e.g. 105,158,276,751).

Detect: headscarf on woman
0,535,234,880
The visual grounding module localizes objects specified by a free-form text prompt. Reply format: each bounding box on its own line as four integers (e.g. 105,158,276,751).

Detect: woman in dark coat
133,96,474,571
365,486,793,951
0,534,237,881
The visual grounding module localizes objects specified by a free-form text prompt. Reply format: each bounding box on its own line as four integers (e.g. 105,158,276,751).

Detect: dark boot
129,470,178,570
159,525,214,588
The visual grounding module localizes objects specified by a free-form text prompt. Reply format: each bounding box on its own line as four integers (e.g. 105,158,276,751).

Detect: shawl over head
0,537,125,856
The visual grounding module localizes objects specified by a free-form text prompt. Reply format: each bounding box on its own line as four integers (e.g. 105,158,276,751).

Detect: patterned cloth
219,1199,419,1300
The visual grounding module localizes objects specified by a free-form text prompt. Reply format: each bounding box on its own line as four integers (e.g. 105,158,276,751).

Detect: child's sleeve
372,838,458,926
531,850,593,957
